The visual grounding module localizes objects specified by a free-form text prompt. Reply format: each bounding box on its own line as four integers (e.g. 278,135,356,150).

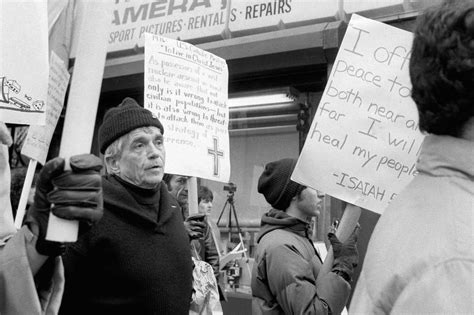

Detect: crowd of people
0,2,473,314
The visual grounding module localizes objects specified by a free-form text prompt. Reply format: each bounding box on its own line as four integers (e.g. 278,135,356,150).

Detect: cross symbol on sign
208,137,224,176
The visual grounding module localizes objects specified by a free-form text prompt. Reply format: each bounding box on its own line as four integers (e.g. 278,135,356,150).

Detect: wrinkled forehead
127,126,162,139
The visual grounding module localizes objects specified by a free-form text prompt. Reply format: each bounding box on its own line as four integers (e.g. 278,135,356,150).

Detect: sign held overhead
145,33,230,183
0,0,48,125
292,14,424,214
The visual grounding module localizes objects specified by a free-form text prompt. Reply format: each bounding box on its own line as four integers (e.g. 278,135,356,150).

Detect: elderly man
350,2,474,314
59,98,193,314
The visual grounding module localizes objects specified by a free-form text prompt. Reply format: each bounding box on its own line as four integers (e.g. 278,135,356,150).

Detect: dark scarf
112,175,161,222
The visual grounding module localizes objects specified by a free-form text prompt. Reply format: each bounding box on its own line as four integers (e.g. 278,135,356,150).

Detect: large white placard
0,0,48,125
145,34,230,182
22,52,70,165
292,14,425,214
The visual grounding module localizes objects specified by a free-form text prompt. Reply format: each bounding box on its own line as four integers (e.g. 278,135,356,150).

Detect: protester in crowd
1,122,104,314
59,97,193,314
198,185,223,253
163,173,190,219
251,158,359,315
197,185,213,216
163,175,225,301
163,175,220,274
163,173,208,240
194,185,228,302
350,3,474,313
192,185,221,279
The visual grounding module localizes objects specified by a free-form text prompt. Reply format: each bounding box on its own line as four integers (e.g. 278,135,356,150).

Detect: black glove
328,225,360,282
26,154,103,256
184,214,206,240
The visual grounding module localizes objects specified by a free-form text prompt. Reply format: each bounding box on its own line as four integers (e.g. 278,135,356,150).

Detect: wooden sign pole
14,159,37,229
187,177,199,216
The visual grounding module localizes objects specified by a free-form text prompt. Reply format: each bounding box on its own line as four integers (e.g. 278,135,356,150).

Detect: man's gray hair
104,136,124,175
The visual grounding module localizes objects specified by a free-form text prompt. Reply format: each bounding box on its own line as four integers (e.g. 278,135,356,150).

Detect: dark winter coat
60,175,193,315
251,209,350,315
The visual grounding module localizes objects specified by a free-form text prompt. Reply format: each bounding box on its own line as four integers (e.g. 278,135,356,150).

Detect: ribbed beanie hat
98,97,164,154
257,158,305,210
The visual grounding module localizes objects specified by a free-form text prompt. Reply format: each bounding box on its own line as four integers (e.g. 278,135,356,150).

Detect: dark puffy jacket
251,209,350,315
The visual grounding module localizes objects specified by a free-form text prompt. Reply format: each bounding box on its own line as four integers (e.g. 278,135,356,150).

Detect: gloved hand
184,214,206,240
328,225,360,282
26,154,103,256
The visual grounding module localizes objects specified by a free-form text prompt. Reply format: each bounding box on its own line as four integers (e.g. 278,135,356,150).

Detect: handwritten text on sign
22,52,70,165
145,34,230,182
292,14,425,214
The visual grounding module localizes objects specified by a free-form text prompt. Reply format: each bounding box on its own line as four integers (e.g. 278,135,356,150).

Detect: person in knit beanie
257,158,306,211
98,97,164,155
252,158,359,314
98,97,166,188
60,97,193,315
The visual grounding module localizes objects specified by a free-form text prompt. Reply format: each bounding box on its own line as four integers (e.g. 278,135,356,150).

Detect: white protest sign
22,52,70,165
292,14,425,214
45,0,111,242
145,34,230,182
0,145,15,239
0,0,48,125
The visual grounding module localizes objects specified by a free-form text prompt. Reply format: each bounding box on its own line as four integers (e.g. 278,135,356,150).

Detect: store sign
105,0,340,54
108,0,227,53
292,14,424,214
71,0,406,56
228,0,336,33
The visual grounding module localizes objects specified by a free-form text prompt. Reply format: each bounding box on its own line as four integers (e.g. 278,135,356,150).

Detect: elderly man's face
116,127,165,188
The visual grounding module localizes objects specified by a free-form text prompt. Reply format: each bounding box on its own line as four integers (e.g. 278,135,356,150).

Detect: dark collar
112,175,161,206
103,175,179,233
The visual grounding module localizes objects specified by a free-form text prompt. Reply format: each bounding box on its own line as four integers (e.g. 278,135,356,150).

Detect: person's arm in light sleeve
392,260,474,314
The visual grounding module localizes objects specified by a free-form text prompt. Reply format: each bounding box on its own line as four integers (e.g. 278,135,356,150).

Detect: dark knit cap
98,97,164,153
257,158,305,210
